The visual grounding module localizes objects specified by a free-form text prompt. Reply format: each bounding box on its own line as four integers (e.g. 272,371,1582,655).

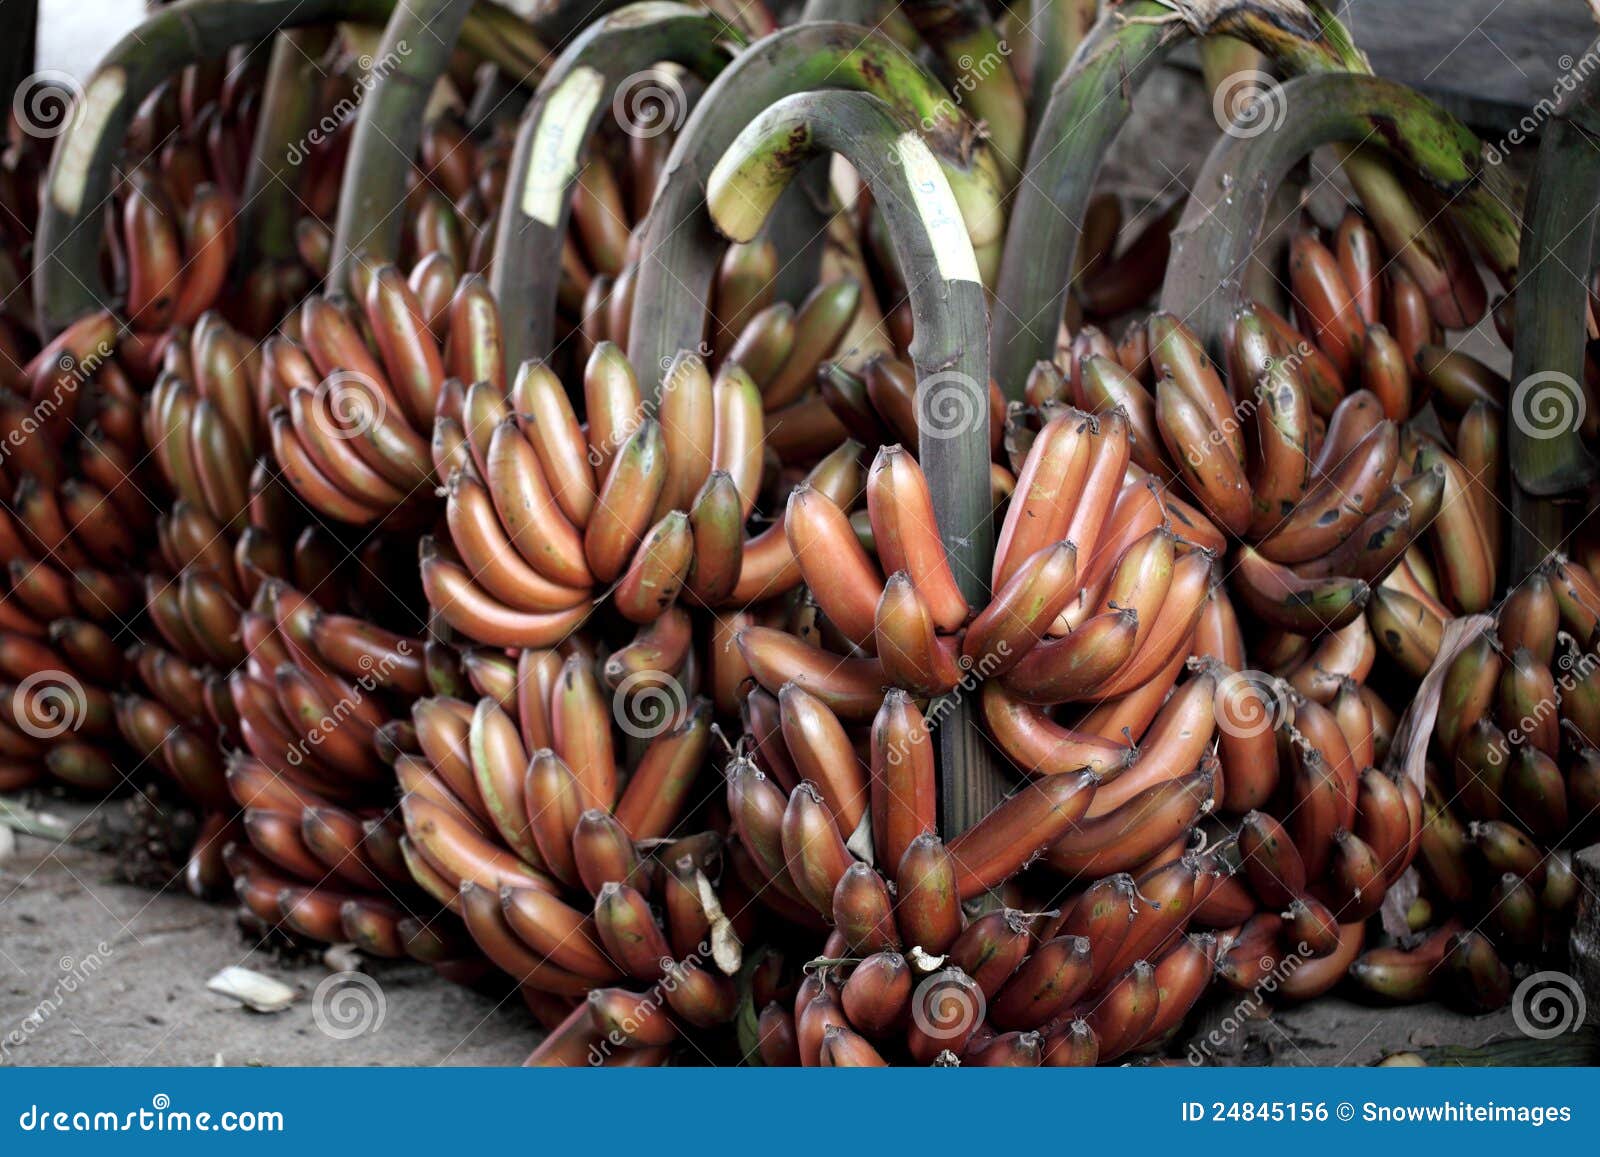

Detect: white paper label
521,66,605,228
892,132,980,285
50,69,126,216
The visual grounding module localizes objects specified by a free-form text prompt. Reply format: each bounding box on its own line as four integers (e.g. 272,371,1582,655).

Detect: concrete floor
0,798,1544,1068
0,807,529,1066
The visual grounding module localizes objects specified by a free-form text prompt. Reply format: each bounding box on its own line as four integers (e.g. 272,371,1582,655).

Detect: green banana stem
627,21,1004,394
990,0,1522,394
236,28,338,274
1025,0,1097,130
33,0,395,336
328,0,475,293
490,2,739,370
902,0,1026,189
1158,73,1515,363
1508,38,1600,522
458,1,553,79
707,87,1002,835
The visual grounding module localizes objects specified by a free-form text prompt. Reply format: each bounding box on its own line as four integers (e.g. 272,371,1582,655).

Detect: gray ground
0,798,1533,1068
0,804,529,1067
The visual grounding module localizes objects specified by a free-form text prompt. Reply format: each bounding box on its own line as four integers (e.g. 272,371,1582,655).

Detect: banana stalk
1159,73,1517,363
707,89,1002,832
34,0,397,336
236,28,338,274
491,2,740,368
1507,36,1600,561
627,21,1004,394
900,0,1027,189
990,0,1523,393
1025,0,1097,130
328,0,475,292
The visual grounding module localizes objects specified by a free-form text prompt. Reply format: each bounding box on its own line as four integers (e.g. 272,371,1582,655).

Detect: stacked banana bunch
293,111,515,295
1343,558,1594,1010
0,309,147,794
425,265,862,646
1054,223,1494,633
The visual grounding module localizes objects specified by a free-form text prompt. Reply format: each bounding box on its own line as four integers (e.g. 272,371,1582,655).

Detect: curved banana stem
33,0,396,336
1024,0,1096,130
901,0,1026,189
236,28,338,275
708,88,1003,834
490,2,739,369
328,0,475,292
1508,38,1600,518
627,21,1003,395
990,0,1523,393
1158,73,1517,361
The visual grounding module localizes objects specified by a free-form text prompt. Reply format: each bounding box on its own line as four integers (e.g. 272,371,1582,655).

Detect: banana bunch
0,312,154,793
393,652,747,1054
218,582,456,958
1346,557,1597,1008
293,109,517,292
726,681,1236,1065
1049,295,1502,637
259,266,480,527
427,278,863,648
106,53,279,347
